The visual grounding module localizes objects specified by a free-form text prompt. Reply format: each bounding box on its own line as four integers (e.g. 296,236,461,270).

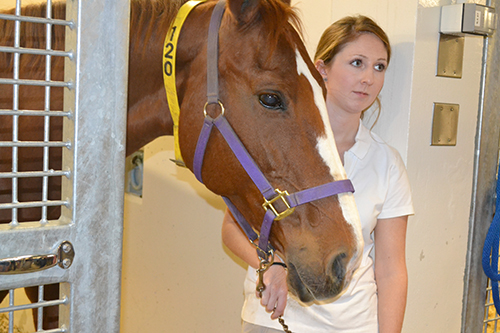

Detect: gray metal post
62,0,130,331
461,0,500,331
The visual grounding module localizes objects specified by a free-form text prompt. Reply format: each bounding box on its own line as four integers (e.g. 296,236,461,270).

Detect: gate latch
0,241,75,275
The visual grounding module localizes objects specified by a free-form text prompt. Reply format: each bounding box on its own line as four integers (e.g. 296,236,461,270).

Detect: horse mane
130,0,304,55
237,0,303,54
129,0,186,51
0,0,302,73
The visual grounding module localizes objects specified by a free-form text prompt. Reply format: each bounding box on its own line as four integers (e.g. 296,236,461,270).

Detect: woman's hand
257,263,288,319
222,210,289,320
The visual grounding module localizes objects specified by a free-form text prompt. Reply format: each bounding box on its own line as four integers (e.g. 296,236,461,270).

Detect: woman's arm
221,209,288,319
374,215,408,333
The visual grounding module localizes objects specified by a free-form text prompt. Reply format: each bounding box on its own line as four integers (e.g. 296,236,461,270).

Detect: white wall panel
121,137,246,332
405,5,483,332
292,0,332,57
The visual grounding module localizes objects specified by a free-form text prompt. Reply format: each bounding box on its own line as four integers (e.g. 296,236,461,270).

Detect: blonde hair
314,15,391,65
314,16,391,125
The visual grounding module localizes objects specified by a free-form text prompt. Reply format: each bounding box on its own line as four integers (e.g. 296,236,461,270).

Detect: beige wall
121,137,247,332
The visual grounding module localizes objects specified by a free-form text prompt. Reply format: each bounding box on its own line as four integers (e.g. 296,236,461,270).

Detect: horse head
174,0,363,303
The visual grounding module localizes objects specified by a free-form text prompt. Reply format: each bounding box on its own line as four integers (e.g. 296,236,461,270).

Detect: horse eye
259,93,285,110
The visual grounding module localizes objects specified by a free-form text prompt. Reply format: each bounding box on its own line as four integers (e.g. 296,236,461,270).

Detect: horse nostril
330,252,347,282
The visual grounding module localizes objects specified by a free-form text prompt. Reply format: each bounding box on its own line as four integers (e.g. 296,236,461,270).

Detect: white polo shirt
241,121,414,332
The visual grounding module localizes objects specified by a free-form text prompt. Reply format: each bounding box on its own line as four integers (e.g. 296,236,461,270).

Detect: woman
222,15,414,333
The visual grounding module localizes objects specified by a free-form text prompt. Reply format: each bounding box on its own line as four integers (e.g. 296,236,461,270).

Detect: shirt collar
347,120,371,160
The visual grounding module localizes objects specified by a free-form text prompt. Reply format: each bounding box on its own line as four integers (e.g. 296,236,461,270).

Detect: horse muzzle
286,252,352,303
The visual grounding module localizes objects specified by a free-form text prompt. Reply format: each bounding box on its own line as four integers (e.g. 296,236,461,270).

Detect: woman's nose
361,69,374,85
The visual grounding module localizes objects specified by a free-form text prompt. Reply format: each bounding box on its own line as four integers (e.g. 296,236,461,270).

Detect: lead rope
482,162,500,314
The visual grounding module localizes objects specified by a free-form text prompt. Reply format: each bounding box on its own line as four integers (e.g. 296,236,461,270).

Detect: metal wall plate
436,34,464,78
431,103,459,146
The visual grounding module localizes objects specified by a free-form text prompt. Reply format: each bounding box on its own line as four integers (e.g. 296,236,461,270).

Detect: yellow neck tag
163,0,206,166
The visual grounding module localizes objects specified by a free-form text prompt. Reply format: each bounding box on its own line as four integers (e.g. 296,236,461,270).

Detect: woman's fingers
270,293,287,319
256,264,288,319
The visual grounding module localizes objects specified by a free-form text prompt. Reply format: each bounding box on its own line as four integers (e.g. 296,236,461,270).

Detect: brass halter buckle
262,189,295,221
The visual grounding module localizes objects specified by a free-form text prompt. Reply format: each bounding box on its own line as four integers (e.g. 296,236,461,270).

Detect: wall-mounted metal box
440,4,496,36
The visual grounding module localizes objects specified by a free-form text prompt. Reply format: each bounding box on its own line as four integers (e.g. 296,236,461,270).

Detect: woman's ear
315,59,328,79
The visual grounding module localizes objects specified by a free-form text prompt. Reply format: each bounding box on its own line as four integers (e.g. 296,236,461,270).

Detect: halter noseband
164,0,355,261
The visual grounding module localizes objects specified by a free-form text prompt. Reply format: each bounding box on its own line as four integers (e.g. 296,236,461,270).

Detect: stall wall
121,0,486,332
405,4,483,331
121,137,246,332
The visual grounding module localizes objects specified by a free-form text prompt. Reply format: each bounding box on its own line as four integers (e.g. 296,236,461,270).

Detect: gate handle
0,241,75,275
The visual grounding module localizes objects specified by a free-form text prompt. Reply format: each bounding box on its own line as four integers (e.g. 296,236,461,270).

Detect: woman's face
317,33,388,116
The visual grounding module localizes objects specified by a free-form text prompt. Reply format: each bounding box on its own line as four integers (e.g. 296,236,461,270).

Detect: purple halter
194,0,355,260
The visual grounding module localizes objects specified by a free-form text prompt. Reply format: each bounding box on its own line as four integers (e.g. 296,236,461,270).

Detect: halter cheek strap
199,0,355,259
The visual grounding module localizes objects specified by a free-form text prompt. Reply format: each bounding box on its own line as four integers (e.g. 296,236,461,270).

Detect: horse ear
227,0,260,24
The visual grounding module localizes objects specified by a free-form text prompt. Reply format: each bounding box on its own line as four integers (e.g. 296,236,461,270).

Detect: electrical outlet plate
431,103,459,146
436,34,464,78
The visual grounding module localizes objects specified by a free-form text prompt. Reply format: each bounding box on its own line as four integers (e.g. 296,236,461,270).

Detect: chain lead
278,316,292,333
255,252,292,332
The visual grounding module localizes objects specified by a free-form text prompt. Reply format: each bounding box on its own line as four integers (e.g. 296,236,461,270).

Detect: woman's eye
259,93,285,110
351,59,362,67
374,63,386,72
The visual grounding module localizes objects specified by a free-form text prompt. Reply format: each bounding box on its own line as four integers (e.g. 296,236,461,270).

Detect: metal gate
0,0,129,331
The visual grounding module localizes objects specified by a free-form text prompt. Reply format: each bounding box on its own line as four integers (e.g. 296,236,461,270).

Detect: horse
0,0,363,330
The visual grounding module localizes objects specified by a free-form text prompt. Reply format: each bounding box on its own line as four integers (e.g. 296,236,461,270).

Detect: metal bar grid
0,200,69,210
484,279,500,332
0,13,73,28
11,0,21,226
0,141,71,148
0,170,70,179
0,296,67,314
0,0,75,226
0,46,72,59
0,78,72,88
0,110,70,116
0,285,69,333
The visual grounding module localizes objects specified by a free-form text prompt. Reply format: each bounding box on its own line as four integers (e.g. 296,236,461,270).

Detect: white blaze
295,49,363,270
